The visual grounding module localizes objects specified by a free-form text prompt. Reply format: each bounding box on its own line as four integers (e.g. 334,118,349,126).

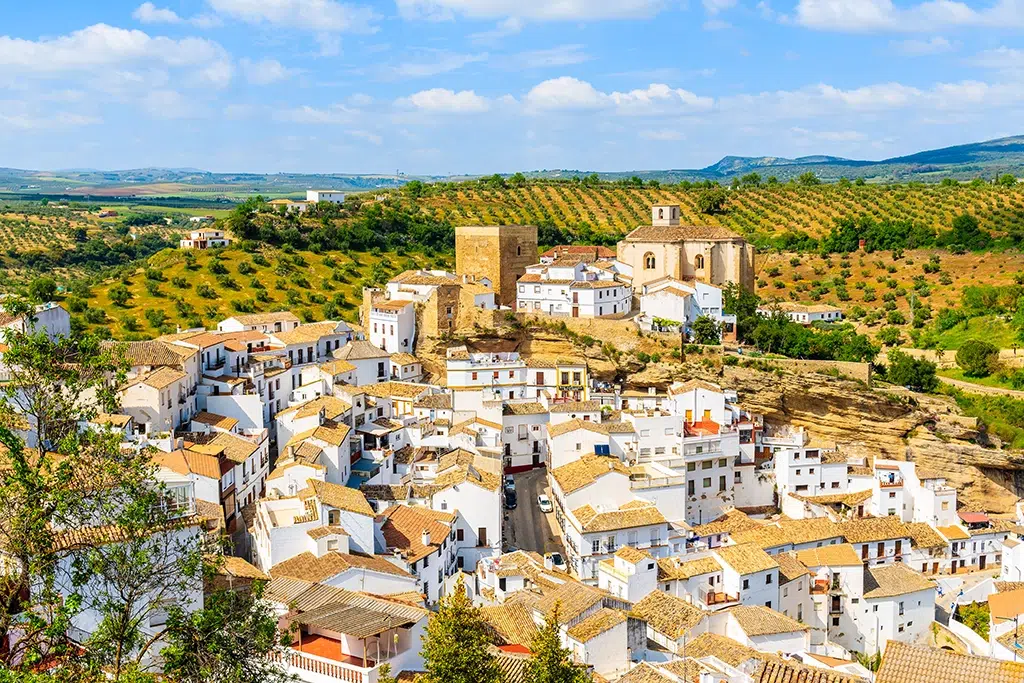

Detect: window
456,528,464,542
718,458,727,467
796,469,801,475
664,427,674,435
328,510,340,525
719,476,726,491
694,254,705,270
472,372,478,380
592,540,601,553
832,617,840,627
644,252,656,270
743,579,750,590
766,573,773,584
478,527,487,546
942,501,950,510
327,539,338,551
734,471,742,482
687,462,696,472
831,482,840,489
688,481,695,496
702,460,712,470
440,501,447,511
702,477,711,488
765,601,772,609
641,429,651,437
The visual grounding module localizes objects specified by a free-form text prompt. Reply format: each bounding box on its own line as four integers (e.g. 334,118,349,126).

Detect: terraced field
402,183,1024,239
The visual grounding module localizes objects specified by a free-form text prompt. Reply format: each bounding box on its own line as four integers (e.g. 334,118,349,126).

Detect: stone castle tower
455,225,538,307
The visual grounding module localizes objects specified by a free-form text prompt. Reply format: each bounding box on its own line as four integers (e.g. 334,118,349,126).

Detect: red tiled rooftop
684,420,720,437
959,511,990,524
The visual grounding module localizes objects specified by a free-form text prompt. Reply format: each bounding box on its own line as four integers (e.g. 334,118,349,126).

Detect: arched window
644,252,656,270
695,254,705,270
658,208,664,219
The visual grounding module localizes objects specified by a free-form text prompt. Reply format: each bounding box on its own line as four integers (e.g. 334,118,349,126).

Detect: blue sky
1,0,1023,175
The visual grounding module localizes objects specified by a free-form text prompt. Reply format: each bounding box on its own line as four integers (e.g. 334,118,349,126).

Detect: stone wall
455,225,537,307
741,356,873,385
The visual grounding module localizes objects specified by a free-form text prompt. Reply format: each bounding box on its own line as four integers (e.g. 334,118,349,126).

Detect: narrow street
503,467,565,557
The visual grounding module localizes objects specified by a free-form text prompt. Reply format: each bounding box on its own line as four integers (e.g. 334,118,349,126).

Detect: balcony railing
700,588,739,606
879,477,904,488
270,648,375,683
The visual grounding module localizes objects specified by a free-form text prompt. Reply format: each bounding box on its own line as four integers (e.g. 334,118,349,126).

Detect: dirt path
937,375,1024,399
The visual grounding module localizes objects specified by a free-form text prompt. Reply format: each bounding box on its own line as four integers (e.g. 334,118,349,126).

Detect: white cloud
400,88,491,113
349,129,383,145
240,57,297,85
508,45,590,69
133,3,181,23
525,77,606,110
525,77,713,114
470,17,524,44
142,89,194,119
969,47,1024,71
396,0,664,21
385,51,488,79
703,0,736,14
639,129,685,141
277,103,359,124
207,0,379,32
0,24,230,76
891,36,954,56
702,18,732,30
794,0,1024,32
790,127,867,142
0,102,101,130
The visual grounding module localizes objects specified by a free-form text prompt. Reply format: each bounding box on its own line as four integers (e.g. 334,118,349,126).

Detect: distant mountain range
1,136,1021,202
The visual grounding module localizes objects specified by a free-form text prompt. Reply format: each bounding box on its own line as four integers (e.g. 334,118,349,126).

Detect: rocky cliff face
418,327,1024,512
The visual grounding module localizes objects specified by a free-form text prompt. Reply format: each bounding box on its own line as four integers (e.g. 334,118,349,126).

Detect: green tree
404,180,425,198
956,339,999,377
110,284,132,307
696,188,727,215
527,606,590,683
997,174,1018,187
692,315,722,345
161,580,291,683
28,277,57,303
886,350,938,391
421,578,501,683
797,171,822,186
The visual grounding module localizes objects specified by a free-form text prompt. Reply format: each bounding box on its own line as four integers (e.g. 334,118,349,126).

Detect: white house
218,311,300,335
639,277,736,341
368,299,416,354
757,301,843,325
516,258,632,318
306,190,346,204
179,228,230,250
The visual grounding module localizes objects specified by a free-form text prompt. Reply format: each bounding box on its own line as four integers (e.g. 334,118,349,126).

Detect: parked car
504,475,515,492
546,552,566,572
504,489,518,510
537,494,553,513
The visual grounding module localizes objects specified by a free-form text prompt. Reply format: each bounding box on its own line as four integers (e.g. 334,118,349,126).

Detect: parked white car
537,494,553,513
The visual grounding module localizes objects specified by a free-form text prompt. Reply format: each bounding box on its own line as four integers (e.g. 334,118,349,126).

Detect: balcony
700,587,739,606
271,645,377,683
811,579,830,595
879,476,904,489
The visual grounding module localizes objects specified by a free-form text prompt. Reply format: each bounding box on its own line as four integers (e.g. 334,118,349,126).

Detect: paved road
934,567,1000,625
503,467,565,557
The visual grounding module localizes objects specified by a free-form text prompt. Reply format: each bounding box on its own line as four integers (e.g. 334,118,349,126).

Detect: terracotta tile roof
795,544,862,567
731,524,793,550
692,509,762,537
615,546,652,564
536,581,610,623
437,448,476,471
153,449,226,480
379,504,454,563
876,640,1024,683
216,555,269,582
793,489,872,508
566,607,626,643
988,587,1024,622
92,413,133,428
432,464,501,493
270,551,412,582
572,502,666,533
727,605,809,636
372,300,414,312
631,590,706,639
359,381,430,399
480,601,539,647
570,279,627,290
551,455,630,494
286,420,351,447
549,400,600,414
777,518,845,545
905,523,947,549
625,224,742,242
268,459,325,481
359,484,409,501
863,563,934,599
714,543,779,576
192,411,239,430
303,479,374,516
306,525,348,540
414,394,452,409
129,366,187,390
683,632,763,667
774,552,811,584
547,418,609,438
657,555,722,581
390,352,419,366
186,431,259,464
937,525,971,541
840,518,911,544
227,311,300,325
105,339,191,367
277,395,352,421
333,340,389,361
319,359,357,375
754,659,865,683
617,663,676,683
502,402,548,416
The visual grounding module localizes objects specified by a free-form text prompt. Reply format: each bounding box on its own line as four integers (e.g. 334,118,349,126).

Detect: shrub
196,283,217,299
238,261,255,275
171,276,190,289
956,339,999,377
885,350,938,391
208,259,228,275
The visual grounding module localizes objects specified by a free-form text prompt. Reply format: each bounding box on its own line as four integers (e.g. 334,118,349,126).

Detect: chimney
421,529,432,548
